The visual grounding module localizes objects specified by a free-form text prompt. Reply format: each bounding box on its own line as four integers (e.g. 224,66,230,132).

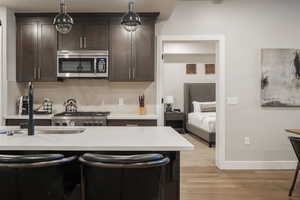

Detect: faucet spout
28,81,35,136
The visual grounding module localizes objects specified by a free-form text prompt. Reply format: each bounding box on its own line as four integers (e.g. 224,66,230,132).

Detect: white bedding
188,112,216,133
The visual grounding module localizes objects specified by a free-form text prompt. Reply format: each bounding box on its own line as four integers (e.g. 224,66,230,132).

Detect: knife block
139,106,145,115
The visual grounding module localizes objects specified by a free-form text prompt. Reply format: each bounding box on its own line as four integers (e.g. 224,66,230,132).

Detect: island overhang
0,126,194,151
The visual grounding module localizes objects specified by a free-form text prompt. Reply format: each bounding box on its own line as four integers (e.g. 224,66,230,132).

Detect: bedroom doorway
156,35,226,169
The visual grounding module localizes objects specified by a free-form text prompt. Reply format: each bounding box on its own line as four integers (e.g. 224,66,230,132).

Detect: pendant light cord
60,0,64,13
131,32,133,79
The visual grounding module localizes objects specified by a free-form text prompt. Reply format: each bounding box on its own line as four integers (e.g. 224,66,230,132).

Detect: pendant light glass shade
121,2,141,32
53,0,74,34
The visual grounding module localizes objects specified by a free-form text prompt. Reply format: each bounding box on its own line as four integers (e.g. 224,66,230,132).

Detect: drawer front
164,113,185,121
107,120,157,127
6,119,52,126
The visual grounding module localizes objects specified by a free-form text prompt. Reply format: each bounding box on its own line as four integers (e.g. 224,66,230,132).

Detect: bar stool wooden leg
289,162,300,196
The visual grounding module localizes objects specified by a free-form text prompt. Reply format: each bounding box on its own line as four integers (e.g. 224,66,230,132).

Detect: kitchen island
0,126,193,200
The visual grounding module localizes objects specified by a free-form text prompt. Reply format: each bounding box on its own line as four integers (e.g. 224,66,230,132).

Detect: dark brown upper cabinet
109,16,156,82
16,13,158,82
58,17,108,50
134,18,155,82
16,16,57,82
109,19,132,82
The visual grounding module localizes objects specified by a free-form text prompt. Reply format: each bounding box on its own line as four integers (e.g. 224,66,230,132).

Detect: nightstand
164,112,186,134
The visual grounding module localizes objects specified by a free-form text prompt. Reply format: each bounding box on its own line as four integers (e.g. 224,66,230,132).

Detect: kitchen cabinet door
109,20,132,81
58,17,108,50
16,20,38,82
133,19,155,81
6,119,52,126
84,22,108,50
17,17,57,82
109,17,155,82
38,18,57,81
58,24,84,50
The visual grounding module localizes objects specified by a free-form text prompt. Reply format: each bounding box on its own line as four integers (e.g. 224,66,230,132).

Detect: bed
184,83,216,147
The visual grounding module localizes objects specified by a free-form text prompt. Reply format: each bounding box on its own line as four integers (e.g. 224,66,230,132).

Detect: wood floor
180,134,298,200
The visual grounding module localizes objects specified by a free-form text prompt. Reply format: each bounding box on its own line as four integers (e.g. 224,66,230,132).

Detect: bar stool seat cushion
82,153,164,164
0,154,64,163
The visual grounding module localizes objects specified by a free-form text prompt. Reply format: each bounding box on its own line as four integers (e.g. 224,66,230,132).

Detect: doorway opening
156,35,226,169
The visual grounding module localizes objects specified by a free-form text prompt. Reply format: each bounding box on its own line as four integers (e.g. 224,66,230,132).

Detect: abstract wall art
186,64,197,74
261,48,300,107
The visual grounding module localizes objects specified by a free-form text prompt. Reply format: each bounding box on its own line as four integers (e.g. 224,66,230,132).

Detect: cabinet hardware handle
80,37,83,49
38,67,41,80
129,67,131,80
34,67,37,80
133,67,135,80
84,37,87,49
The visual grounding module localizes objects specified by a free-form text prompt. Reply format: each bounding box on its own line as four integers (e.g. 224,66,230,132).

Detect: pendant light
121,2,142,32
53,0,74,34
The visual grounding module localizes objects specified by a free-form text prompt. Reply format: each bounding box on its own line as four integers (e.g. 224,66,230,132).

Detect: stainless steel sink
37,128,86,134
6,128,86,135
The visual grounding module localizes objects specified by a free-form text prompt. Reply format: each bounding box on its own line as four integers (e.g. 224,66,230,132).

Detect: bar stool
79,153,170,200
289,137,300,196
0,153,76,200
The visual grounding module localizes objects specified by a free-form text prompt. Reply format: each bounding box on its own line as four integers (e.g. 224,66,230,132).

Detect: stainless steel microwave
57,50,109,78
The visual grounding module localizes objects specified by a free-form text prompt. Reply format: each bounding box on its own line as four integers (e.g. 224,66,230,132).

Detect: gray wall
158,0,300,161
163,61,216,111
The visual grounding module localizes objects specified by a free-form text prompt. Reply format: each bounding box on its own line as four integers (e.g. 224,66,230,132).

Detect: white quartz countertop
5,114,158,120
0,126,193,151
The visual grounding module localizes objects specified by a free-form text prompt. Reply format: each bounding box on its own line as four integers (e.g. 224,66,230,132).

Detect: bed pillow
192,101,201,112
200,102,216,112
193,101,216,112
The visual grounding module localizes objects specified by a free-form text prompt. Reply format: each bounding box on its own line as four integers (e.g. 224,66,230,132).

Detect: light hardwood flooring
180,134,298,200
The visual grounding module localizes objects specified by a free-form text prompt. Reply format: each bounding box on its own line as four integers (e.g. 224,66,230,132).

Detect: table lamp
165,96,174,112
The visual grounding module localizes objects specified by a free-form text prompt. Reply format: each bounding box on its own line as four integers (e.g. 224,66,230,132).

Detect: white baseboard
219,160,298,170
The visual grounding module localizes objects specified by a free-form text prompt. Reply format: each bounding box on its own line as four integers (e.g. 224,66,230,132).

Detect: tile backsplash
7,80,157,115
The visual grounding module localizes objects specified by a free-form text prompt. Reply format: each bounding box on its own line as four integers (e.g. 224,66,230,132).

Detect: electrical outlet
244,137,250,145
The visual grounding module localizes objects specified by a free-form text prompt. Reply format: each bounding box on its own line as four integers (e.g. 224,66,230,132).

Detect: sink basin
37,128,86,134
7,128,86,135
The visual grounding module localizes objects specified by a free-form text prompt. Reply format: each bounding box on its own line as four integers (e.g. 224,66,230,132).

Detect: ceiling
0,0,176,20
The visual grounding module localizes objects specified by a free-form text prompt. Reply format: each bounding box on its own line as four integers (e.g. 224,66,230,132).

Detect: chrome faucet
28,82,35,136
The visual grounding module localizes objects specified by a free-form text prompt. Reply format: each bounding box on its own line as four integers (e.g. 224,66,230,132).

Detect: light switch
227,97,239,105
118,98,124,105
244,137,250,145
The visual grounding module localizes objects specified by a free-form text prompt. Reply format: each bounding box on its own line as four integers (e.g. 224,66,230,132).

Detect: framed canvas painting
261,48,300,107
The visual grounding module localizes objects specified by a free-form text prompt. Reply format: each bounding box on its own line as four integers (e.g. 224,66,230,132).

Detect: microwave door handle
98,60,104,73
